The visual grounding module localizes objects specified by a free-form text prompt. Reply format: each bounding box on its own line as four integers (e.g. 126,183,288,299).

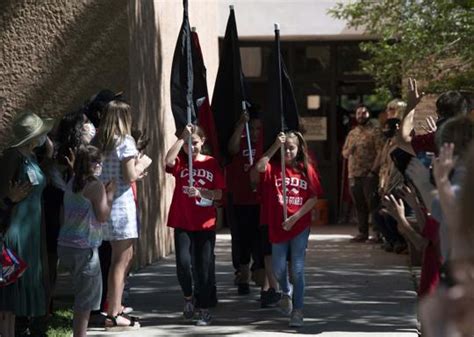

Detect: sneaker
238,283,250,295
279,293,293,316
195,309,212,326
183,299,194,320
289,309,304,327
350,234,368,243
261,288,281,308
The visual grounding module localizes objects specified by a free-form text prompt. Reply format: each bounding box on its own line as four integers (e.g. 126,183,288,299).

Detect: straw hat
9,112,54,148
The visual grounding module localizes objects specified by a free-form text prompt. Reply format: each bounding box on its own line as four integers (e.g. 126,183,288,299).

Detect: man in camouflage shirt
342,106,384,242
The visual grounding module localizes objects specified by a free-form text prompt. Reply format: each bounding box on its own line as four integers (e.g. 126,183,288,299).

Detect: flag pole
230,4,253,166
274,23,287,221
184,0,193,188
242,101,254,165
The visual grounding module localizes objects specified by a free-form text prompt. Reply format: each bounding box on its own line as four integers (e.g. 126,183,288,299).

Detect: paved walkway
64,225,419,336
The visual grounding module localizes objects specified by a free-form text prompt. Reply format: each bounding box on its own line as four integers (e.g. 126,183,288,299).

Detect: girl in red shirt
165,124,225,326
256,131,321,328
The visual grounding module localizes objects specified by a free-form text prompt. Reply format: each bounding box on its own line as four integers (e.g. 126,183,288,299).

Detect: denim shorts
58,246,102,311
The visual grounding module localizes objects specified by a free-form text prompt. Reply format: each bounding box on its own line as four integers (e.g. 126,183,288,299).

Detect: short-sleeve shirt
99,135,139,240
343,124,383,178
261,161,321,243
166,154,225,231
226,138,260,205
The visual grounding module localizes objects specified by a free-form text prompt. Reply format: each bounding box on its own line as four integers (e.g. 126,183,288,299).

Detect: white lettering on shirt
277,194,303,206
180,168,214,182
275,177,308,190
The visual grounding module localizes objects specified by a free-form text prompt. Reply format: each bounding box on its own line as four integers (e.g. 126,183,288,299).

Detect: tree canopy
329,0,474,94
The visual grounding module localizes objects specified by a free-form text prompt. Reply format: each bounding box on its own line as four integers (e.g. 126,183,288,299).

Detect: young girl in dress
58,145,116,337
256,131,321,328
165,124,225,326
97,100,151,330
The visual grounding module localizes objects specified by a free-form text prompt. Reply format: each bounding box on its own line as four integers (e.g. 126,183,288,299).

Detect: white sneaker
289,309,304,327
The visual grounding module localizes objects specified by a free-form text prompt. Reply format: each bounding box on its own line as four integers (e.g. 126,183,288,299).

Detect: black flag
170,0,196,132
211,7,246,165
263,30,299,151
191,30,220,161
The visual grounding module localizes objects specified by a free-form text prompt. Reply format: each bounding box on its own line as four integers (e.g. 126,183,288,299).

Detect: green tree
329,0,474,93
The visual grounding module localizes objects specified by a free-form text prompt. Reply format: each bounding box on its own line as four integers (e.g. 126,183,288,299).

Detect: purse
0,197,28,287
0,235,28,287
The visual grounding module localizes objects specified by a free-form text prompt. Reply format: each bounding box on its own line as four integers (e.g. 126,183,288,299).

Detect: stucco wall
0,0,129,145
1,0,219,266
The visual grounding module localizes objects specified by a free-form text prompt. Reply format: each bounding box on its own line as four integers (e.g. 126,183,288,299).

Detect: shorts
58,246,102,311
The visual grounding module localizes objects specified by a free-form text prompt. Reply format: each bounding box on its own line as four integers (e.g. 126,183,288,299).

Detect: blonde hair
98,100,132,152
386,99,407,119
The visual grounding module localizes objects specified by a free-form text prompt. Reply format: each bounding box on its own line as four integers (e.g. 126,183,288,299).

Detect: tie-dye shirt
58,179,103,249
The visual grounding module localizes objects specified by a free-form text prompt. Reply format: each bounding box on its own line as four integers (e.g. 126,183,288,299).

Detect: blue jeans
272,227,310,310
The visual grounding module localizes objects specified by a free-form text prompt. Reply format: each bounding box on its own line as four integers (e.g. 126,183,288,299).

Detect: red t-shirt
226,138,261,205
261,161,321,243
166,154,226,231
418,215,442,298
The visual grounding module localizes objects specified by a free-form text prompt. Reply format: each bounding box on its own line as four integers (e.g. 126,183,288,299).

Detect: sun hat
9,112,54,148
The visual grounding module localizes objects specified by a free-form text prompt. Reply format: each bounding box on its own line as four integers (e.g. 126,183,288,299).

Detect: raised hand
406,78,424,114
180,124,194,141
275,132,286,146
65,148,76,171
421,116,437,134
433,143,456,185
383,194,405,221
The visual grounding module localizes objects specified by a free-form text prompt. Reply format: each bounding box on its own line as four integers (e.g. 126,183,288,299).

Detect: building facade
1,0,377,265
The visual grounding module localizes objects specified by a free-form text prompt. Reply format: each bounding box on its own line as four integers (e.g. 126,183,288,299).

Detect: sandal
105,313,140,331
